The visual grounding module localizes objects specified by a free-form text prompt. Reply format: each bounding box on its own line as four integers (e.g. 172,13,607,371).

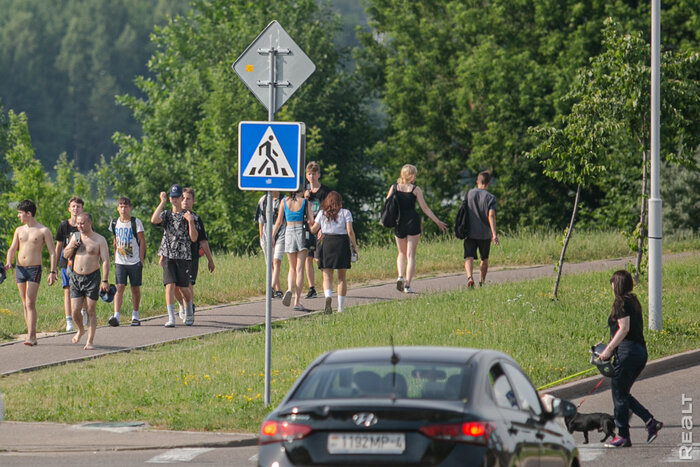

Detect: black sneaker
305,287,318,299
108,316,119,327
273,290,284,299
646,419,663,443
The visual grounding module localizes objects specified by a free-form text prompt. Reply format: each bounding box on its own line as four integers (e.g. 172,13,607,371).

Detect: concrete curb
544,347,700,401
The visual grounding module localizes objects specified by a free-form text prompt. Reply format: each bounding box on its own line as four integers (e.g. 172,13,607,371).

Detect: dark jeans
610,341,653,438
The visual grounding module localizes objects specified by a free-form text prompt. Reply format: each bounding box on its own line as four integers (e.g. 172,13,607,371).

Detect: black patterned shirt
157,210,192,260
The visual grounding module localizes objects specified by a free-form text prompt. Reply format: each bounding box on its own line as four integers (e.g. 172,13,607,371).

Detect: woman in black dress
597,270,663,447
386,164,447,294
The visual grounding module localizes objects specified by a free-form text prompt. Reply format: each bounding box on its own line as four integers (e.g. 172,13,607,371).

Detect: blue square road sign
238,121,305,191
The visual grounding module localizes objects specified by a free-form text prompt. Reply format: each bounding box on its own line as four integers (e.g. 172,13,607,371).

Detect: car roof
319,346,512,366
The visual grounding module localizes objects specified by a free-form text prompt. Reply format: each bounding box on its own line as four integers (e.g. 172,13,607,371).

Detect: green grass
1,229,697,341
1,255,697,433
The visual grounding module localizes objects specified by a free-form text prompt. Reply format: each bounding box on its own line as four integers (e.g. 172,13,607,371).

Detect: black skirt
318,234,351,270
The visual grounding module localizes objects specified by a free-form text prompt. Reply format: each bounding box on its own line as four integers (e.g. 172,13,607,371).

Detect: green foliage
359,0,700,232
113,0,379,253
0,0,189,171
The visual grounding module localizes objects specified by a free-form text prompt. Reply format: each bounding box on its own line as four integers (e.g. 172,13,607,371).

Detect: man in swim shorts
4,200,57,346
63,212,110,350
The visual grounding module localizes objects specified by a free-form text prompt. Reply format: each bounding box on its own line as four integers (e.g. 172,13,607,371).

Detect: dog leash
575,378,604,408
537,367,596,391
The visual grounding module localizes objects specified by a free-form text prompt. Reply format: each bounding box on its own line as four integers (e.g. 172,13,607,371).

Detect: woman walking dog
597,270,663,447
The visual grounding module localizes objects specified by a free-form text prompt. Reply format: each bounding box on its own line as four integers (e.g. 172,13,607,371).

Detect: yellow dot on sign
246,64,253,72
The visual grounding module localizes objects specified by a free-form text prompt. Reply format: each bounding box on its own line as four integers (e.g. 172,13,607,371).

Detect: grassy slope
0,254,697,433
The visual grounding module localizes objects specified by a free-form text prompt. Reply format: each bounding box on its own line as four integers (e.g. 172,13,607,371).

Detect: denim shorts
284,224,307,254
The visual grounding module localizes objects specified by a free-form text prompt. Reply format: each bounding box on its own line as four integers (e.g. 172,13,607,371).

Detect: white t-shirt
113,218,144,265
314,209,353,235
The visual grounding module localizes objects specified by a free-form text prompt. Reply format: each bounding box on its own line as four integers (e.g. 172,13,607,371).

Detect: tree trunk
634,149,648,283
552,184,581,299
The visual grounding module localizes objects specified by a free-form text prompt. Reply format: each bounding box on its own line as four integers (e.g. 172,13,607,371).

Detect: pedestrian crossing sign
238,121,305,191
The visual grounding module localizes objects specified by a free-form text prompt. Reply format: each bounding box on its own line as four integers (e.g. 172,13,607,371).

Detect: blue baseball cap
169,184,183,198
99,284,117,303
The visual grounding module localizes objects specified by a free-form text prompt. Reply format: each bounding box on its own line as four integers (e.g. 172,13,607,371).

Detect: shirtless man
54,196,85,331
62,212,110,350
4,200,57,346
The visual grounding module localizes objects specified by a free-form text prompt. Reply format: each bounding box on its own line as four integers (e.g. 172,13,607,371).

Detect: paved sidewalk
1,253,695,376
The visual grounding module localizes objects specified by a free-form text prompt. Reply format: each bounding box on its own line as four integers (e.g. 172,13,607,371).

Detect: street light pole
648,0,662,330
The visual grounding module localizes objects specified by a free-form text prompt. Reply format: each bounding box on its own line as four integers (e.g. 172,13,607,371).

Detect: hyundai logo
352,412,378,428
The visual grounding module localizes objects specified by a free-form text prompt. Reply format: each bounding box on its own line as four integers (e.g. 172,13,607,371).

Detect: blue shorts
15,265,42,284
60,267,70,288
115,263,143,286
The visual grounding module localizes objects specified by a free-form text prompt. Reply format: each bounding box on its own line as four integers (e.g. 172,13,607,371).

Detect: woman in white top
309,191,358,313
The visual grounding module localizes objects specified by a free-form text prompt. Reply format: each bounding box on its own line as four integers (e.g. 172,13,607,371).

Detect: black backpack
454,190,471,239
380,184,401,228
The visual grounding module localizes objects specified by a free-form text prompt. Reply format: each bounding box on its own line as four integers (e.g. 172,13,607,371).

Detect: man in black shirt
303,161,330,298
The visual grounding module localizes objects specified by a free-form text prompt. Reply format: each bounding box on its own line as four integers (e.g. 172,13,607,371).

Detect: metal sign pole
234,20,315,408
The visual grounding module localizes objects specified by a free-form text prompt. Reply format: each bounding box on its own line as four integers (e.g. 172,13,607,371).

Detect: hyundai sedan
258,346,579,466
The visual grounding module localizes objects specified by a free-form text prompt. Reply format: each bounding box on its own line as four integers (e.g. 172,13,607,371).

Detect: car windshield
291,362,466,401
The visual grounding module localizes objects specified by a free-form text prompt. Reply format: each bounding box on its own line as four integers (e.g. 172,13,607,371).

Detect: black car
258,346,579,466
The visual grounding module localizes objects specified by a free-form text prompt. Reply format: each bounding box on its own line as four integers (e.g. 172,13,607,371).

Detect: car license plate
327,433,405,454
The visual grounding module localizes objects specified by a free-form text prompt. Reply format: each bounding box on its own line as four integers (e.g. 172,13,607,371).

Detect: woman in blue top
272,189,314,311
386,164,447,294
310,191,358,314
597,270,663,447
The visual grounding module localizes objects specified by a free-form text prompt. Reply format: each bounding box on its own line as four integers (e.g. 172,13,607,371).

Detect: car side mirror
542,397,577,421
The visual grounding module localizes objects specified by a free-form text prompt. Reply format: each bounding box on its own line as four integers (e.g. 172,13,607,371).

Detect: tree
358,0,700,233
529,18,700,292
113,0,378,253
0,0,189,171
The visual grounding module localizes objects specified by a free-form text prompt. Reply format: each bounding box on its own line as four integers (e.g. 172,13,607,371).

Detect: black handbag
380,184,400,228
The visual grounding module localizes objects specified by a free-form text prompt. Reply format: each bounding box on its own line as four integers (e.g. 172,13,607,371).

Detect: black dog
565,412,615,444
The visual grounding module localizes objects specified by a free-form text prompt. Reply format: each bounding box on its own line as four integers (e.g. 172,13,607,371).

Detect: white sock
167,304,175,321
178,303,185,314
132,311,139,320
338,295,346,311
66,316,73,322
113,311,120,320
324,289,332,298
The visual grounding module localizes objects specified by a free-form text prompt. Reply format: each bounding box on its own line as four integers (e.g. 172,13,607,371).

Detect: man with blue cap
151,184,198,327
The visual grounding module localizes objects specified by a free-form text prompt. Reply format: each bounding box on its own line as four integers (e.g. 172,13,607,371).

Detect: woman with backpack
386,164,447,293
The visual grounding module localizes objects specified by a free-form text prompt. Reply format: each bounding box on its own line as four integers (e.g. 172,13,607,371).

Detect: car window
489,364,519,410
502,362,542,416
291,362,466,401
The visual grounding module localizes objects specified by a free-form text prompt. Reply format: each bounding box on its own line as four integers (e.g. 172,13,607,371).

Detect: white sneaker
164,320,175,328
403,286,412,294
178,307,185,322
66,320,74,332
